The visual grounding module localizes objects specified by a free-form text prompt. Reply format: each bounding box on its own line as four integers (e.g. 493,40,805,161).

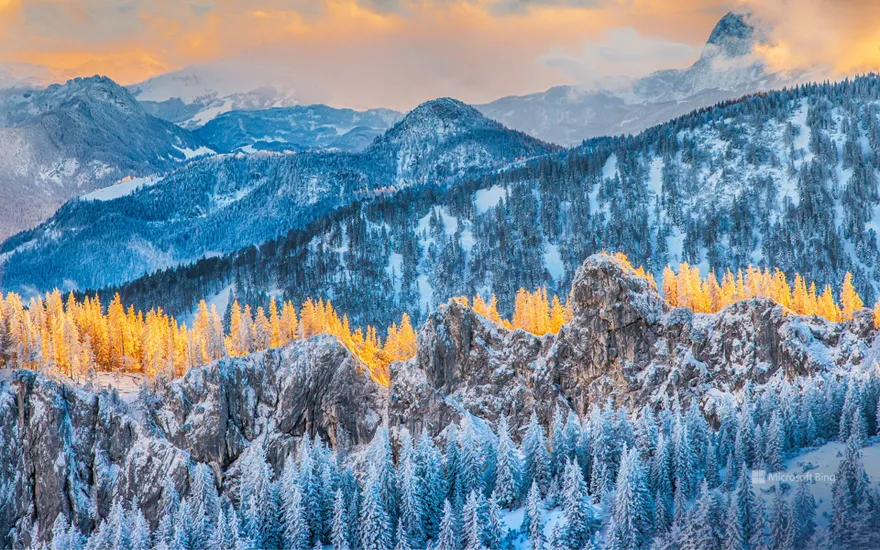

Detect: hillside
0,98,555,293
82,76,880,332
0,76,212,240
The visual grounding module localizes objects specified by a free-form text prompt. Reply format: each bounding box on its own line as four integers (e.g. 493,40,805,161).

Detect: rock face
0,335,383,547
390,255,880,433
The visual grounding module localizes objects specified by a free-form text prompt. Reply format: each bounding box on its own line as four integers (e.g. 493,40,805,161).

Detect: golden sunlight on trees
0,291,414,387
1,253,878,389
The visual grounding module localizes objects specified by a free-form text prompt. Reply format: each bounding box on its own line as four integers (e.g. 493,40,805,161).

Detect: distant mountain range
476,12,801,145
0,98,555,293
119,12,803,148
196,105,403,154
0,76,212,241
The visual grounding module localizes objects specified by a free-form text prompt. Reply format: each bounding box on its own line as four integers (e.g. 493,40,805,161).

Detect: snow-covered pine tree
769,487,795,550
458,417,486,500
723,493,746,550
127,507,151,550
522,482,545,550
436,501,459,550
493,415,521,509
830,435,871,547
416,430,447,540
521,411,550,497
764,411,785,473
332,489,351,550
673,421,696,499
399,434,426,549
283,484,309,550
361,468,394,550
558,459,595,550
608,446,654,550
792,480,816,549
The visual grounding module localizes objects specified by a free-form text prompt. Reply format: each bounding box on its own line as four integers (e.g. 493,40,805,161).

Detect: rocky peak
703,11,759,58
390,254,880,433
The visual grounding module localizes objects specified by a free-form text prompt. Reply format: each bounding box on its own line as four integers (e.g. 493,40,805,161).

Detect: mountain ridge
0,76,212,241
0,97,556,293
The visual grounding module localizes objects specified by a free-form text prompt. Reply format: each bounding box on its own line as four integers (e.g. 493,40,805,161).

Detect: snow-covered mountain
477,12,799,145
0,98,555,293
128,64,300,129
0,76,213,241
196,104,403,153
89,76,880,332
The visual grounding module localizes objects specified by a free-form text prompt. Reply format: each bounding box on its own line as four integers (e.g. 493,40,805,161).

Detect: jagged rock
390,254,880,433
0,335,382,547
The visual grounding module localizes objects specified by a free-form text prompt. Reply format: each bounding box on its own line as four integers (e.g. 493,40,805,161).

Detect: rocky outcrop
0,335,383,547
390,255,880,433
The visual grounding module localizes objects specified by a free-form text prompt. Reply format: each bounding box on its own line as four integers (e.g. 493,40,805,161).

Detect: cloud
0,0,735,108
740,0,880,78
540,27,702,88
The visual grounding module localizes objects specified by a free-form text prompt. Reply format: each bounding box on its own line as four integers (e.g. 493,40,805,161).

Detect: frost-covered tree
831,436,871,547
521,411,550,497
521,482,545,550
361,468,394,550
792,480,816,549
332,490,351,550
608,446,654,550
558,459,595,550
493,415,521,508
769,487,795,550
436,501,459,550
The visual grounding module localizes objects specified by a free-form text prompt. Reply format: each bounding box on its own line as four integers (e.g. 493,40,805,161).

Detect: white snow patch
475,185,507,213
417,275,433,313
602,153,618,181
174,145,215,160
80,176,162,202
543,242,564,281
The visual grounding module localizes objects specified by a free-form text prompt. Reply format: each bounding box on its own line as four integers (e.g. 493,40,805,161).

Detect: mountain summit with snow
477,11,794,145
0,76,211,240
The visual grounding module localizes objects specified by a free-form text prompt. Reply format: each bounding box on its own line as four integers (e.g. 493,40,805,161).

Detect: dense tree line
35,369,880,549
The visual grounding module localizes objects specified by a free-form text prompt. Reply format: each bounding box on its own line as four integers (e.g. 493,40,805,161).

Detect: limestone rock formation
0,335,382,547
390,255,880,433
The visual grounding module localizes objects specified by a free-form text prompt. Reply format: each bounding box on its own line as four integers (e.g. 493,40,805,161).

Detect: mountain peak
40,75,142,115
372,97,496,148
704,11,758,58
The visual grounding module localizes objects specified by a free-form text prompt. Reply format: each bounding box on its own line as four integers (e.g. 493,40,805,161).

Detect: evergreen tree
765,412,785,473
830,435,870,547
436,501,459,550
399,440,426,549
127,508,151,550
792,480,816,549
493,416,521,508
558,459,595,550
522,411,550,495
283,485,309,550
458,417,486,500
361,468,394,550
416,430,447,539
609,446,654,550
522,482,545,550
735,468,763,546
332,490,351,550
723,494,746,550
769,488,795,550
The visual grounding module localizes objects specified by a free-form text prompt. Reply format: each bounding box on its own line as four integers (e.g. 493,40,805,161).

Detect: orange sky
0,0,878,109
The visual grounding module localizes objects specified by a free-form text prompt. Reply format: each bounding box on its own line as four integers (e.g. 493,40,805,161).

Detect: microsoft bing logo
752,469,767,485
